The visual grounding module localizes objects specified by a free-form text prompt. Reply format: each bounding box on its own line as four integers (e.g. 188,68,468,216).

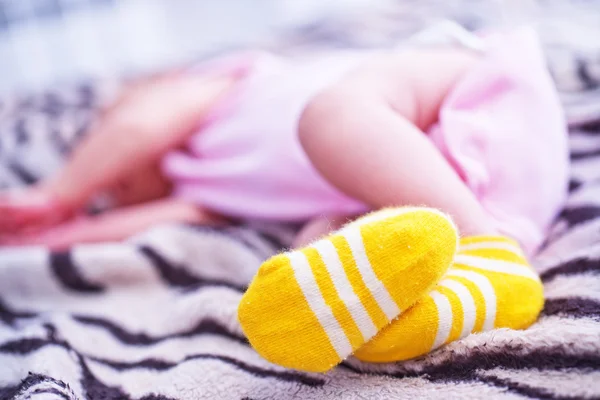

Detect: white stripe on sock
454,255,540,281
447,269,497,330
460,241,524,257
341,228,401,321
439,279,477,339
430,290,453,350
312,239,378,341
287,251,353,358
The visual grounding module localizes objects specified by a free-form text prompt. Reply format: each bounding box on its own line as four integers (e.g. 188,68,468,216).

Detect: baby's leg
298,81,495,237
294,70,542,365
239,51,542,372
0,199,223,250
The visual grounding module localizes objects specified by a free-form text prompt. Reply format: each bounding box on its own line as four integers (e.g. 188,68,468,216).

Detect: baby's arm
299,48,496,237
1,198,223,250
48,71,239,210
0,70,240,233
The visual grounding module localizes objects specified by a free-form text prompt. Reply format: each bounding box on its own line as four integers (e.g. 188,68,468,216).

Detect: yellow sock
354,235,544,363
238,207,458,372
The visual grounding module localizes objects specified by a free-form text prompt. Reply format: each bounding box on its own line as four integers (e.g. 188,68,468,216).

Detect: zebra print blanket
1,5,600,400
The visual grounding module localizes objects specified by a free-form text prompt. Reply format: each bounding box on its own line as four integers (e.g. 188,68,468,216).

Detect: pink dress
162,27,569,255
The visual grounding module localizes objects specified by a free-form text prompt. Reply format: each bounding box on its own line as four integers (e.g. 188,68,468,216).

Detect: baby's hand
0,186,76,234
0,215,89,250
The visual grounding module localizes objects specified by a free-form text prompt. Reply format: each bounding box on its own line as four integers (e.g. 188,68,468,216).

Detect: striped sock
238,207,458,372
354,235,544,363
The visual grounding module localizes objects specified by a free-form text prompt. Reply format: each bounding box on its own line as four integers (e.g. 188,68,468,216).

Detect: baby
0,24,568,372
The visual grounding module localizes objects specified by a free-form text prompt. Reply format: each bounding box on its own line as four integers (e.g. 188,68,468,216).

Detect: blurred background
0,0,380,93
0,0,598,95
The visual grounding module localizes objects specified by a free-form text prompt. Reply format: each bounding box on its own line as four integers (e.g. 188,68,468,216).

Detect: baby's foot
354,236,544,363
238,207,458,372
0,186,75,234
